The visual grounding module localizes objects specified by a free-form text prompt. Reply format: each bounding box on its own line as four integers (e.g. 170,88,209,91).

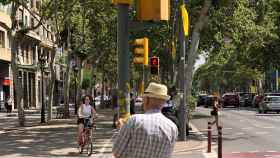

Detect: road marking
232,152,241,154
255,131,269,135
256,114,280,116
263,126,275,129
234,132,245,136
242,127,253,130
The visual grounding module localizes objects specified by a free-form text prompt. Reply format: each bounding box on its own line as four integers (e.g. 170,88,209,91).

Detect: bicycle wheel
86,130,93,156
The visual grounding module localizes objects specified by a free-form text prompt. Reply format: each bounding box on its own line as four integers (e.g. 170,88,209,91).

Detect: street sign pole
117,4,130,120
178,0,187,141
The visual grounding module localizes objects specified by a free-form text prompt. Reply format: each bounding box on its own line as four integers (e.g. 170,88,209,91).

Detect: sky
194,54,206,71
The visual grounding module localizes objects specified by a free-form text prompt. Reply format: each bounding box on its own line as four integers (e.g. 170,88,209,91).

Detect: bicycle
78,118,95,156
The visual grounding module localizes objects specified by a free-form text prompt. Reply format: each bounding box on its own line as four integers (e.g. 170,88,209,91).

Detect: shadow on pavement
0,109,115,157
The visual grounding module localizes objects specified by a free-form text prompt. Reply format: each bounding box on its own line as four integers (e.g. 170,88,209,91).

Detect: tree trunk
185,0,211,101
63,51,71,118
47,47,56,122
11,34,25,126
76,59,84,106
101,72,105,108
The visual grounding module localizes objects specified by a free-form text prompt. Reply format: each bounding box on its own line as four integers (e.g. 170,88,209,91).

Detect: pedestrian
162,87,179,128
112,82,178,158
210,97,220,129
130,92,135,115
5,97,12,113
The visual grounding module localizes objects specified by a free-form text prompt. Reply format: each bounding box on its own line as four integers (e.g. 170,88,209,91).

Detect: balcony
0,48,11,62
0,11,12,28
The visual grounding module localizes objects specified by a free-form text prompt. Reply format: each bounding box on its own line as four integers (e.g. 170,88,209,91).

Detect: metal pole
117,4,130,119
207,122,212,153
178,0,187,140
41,65,45,123
218,126,223,158
276,70,278,92
74,73,77,114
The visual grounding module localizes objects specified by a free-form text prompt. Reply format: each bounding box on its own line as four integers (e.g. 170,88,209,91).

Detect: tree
0,0,54,126
194,0,280,93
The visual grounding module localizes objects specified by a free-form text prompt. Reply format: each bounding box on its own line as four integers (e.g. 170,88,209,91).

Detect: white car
94,96,109,107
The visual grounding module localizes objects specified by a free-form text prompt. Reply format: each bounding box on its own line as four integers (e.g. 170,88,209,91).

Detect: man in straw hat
112,82,178,158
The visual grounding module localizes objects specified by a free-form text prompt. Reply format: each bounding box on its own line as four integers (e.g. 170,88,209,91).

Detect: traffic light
136,0,170,21
150,56,159,75
112,0,132,5
133,37,149,66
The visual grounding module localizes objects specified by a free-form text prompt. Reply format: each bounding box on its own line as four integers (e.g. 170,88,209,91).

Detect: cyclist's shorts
77,118,92,128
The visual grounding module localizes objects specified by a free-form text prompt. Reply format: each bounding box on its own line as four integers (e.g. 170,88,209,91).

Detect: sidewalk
0,108,208,158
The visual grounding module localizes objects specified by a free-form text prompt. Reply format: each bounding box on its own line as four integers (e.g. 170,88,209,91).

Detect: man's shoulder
160,114,178,130
129,114,145,121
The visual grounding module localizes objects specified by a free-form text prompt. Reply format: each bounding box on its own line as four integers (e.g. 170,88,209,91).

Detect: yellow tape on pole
181,5,189,37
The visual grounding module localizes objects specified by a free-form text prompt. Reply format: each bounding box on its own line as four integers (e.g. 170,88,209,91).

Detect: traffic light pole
178,0,187,141
117,4,130,120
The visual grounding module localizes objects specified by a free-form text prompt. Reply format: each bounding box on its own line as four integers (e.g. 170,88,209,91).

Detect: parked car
264,93,280,97
258,96,280,114
238,92,256,107
222,93,240,107
197,94,207,106
94,95,109,107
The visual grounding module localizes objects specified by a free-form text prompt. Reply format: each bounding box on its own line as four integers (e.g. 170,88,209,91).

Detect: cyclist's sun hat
143,82,170,101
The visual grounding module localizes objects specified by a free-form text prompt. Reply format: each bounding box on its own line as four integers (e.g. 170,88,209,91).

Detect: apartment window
26,45,29,64
8,34,11,48
43,28,45,38
31,0,34,8
30,18,34,27
20,45,24,63
18,9,24,27
24,16,28,27
36,26,40,35
36,0,41,9
0,31,5,48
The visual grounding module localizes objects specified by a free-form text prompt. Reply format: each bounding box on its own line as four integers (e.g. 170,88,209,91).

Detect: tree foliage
194,0,280,92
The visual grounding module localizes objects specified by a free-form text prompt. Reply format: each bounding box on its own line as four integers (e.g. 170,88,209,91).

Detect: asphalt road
191,106,280,158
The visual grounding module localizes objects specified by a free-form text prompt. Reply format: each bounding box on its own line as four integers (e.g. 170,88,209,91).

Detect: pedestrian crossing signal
150,57,159,75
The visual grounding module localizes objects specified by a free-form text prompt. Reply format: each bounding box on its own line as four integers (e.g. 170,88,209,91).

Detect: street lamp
73,65,79,115
39,51,47,123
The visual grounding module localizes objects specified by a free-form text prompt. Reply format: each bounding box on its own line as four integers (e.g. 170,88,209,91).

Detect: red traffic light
150,57,159,66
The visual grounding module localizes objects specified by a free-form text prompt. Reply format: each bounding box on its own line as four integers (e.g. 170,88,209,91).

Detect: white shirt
78,104,92,118
113,109,178,158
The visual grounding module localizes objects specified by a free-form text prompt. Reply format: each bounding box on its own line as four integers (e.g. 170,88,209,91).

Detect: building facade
0,4,12,110
0,1,63,111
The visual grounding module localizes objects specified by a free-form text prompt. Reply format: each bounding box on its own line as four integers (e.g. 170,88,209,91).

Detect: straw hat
143,82,170,101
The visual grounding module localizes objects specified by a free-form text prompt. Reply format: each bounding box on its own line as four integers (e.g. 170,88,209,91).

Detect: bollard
218,126,222,158
207,122,212,153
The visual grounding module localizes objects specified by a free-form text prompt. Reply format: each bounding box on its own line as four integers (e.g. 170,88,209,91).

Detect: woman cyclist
77,95,97,144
